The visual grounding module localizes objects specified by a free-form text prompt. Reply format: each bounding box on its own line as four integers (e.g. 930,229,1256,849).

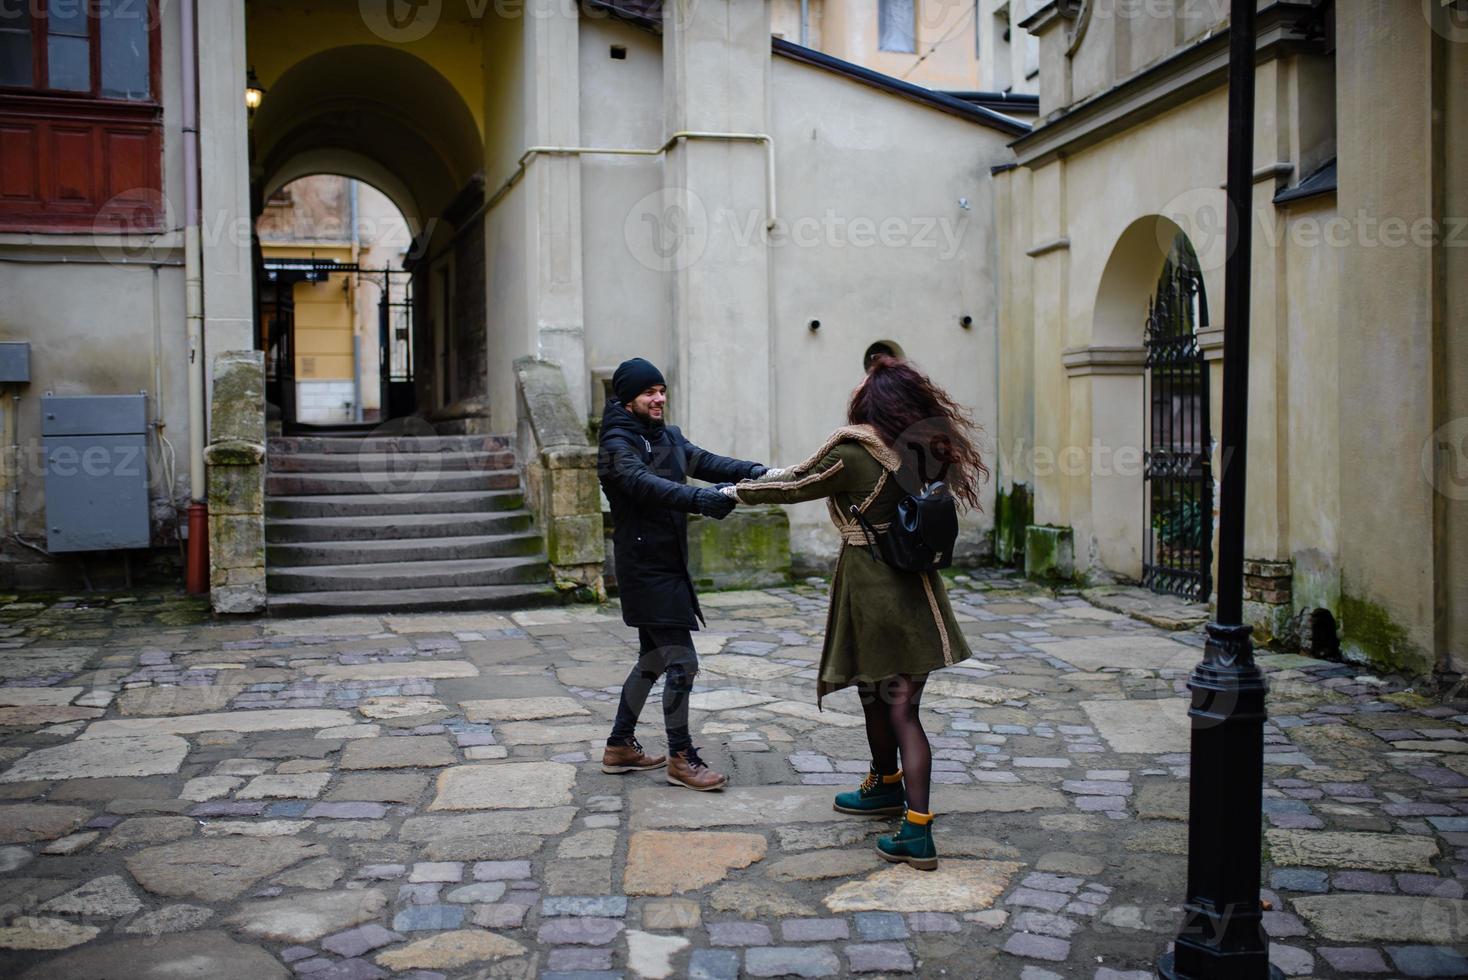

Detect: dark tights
857,673,930,814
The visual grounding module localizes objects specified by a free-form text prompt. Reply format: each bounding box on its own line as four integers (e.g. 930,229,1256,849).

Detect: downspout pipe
349,180,363,423
182,0,208,594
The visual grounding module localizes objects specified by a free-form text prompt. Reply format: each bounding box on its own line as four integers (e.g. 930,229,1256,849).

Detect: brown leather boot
601,739,666,774
666,747,727,791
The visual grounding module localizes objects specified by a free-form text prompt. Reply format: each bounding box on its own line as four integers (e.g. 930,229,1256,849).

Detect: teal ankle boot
833,770,906,816
876,813,938,870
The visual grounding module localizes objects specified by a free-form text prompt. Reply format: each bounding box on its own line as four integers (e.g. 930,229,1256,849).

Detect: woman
729,355,987,870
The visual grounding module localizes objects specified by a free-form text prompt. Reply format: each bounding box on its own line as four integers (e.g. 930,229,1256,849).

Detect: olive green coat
734,425,973,701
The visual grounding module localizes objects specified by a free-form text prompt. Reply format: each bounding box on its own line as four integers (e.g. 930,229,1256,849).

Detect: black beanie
612,357,666,405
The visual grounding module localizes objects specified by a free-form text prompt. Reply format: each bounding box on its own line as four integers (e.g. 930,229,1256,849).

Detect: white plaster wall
768,57,1011,564
578,16,669,416
482,11,533,431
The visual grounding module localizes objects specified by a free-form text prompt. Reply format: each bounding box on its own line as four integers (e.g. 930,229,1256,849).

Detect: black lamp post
1157,0,1283,977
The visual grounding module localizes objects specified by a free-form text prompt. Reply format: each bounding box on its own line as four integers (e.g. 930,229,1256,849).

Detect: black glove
694,487,737,520
747,464,767,479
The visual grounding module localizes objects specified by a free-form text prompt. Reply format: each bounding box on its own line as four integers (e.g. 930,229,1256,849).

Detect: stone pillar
662,0,772,464
523,0,588,420
514,358,604,599
197,0,254,363
205,351,266,614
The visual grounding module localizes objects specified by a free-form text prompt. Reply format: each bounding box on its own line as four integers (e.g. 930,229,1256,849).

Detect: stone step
266,555,550,593
269,433,514,455
266,490,525,520
265,510,533,543
266,532,545,567
267,450,518,474
266,582,568,617
265,469,520,497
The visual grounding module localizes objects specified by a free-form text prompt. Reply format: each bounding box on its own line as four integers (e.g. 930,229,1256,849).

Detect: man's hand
747,464,768,479
694,487,737,520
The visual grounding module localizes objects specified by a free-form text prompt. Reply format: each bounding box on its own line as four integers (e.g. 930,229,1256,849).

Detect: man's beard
628,405,665,430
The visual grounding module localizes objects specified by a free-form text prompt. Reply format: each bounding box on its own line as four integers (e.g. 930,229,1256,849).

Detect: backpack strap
848,505,883,564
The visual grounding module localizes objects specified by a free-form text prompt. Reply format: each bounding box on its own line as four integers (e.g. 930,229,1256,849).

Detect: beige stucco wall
1442,22,1468,679
820,0,982,91
1335,4,1459,675
992,165,1035,500
767,56,1009,563
1278,194,1341,615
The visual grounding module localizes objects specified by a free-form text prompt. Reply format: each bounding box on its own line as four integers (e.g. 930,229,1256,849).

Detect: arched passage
250,44,481,235
246,43,487,423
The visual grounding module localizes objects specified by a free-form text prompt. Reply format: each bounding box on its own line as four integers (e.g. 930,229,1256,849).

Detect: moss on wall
687,507,791,591
1024,524,1074,582
993,482,1032,567
1339,591,1433,677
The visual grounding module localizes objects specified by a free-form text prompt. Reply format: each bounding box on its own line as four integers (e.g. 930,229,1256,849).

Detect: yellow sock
881,770,904,784
905,809,934,825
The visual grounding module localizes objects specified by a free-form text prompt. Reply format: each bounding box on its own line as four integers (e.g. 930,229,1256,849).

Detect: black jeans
609,627,698,755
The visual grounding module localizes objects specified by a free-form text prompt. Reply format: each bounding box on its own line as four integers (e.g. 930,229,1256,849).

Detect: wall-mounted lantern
245,68,266,112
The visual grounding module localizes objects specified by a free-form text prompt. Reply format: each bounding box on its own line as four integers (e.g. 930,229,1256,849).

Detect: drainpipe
800,0,809,47
182,0,208,594
349,180,363,423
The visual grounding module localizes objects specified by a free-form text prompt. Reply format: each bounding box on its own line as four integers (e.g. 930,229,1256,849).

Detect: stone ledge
203,440,265,466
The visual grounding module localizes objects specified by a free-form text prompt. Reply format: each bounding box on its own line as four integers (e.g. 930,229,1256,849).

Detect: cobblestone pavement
0,573,1466,979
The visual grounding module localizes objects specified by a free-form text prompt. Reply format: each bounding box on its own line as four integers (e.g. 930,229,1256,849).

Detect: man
597,357,765,790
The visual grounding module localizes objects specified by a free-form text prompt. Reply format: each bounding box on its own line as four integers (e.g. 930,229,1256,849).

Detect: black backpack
850,479,958,572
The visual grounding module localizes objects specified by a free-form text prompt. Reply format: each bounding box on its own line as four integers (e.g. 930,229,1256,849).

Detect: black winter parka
597,398,761,629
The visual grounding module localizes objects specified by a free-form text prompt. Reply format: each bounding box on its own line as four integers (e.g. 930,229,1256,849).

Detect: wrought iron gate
1143,234,1213,600
258,259,416,428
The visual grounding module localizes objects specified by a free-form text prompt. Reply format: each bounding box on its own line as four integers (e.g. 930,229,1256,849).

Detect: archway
246,44,486,423
1142,232,1211,599
255,174,416,428
1087,215,1211,584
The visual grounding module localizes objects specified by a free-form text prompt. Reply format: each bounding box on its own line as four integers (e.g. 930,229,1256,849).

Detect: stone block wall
206,351,267,614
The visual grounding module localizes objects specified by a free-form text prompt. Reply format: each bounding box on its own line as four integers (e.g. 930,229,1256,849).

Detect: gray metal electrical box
42,394,151,552
0,343,29,383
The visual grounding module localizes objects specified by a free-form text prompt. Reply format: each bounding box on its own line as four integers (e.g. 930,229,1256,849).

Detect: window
0,1,163,232
879,0,916,53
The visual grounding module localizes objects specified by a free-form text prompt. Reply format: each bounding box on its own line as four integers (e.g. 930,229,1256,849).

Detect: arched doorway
245,42,485,428
255,174,416,429
1143,232,1211,599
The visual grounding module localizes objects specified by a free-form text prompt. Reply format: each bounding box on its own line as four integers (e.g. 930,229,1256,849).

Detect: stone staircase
264,429,565,616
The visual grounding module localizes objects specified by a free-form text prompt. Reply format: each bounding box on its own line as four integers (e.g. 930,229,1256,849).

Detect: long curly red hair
847,354,988,511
